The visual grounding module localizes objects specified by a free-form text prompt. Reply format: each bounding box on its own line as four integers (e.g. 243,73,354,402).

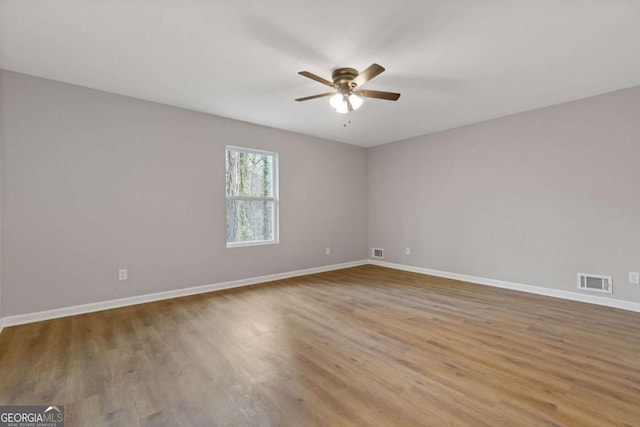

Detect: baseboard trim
3,258,638,333
0,260,368,329
369,259,640,313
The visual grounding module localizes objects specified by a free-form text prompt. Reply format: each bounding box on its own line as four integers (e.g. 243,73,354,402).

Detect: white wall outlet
629,272,640,285
118,268,128,281
405,248,411,255
325,247,330,255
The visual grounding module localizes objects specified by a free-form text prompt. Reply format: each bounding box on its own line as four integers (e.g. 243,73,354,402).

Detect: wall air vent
371,248,384,259
577,273,612,294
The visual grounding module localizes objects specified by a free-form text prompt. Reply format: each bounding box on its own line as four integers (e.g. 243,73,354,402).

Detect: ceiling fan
295,63,400,114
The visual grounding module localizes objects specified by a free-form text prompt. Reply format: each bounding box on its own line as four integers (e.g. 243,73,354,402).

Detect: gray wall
2,69,639,318
369,87,640,303
0,70,368,316
0,131,2,320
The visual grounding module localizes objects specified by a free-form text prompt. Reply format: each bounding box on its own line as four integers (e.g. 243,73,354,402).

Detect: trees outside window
225,146,278,247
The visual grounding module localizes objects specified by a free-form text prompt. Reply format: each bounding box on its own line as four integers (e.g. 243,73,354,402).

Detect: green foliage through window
226,147,278,245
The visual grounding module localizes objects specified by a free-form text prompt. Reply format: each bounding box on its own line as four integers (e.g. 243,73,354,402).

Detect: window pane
226,150,273,197
226,199,274,244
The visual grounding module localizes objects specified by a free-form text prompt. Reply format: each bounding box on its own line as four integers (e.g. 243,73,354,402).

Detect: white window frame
225,145,279,248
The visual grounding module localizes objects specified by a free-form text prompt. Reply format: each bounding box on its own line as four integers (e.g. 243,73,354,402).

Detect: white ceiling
1,1,639,147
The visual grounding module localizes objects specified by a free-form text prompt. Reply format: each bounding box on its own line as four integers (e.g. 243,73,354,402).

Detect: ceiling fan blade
356,89,401,101
351,63,385,87
295,92,334,102
298,71,337,88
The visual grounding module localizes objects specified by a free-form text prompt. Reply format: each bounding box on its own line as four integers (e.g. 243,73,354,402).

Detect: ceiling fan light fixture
329,93,344,109
335,100,349,114
348,93,363,110
330,91,362,113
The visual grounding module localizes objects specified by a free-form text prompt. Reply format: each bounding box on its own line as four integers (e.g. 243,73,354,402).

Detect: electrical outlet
405,248,411,255
118,268,128,281
325,247,330,255
629,272,640,285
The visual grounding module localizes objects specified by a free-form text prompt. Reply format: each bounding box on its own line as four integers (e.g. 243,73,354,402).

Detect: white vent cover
577,273,612,294
371,248,384,259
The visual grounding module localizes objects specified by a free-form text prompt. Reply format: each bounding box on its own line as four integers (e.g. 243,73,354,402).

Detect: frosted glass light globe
349,93,363,110
336,102,349,114
329,93,343,109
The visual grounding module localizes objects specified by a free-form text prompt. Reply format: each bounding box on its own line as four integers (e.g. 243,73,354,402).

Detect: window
225,146,278,247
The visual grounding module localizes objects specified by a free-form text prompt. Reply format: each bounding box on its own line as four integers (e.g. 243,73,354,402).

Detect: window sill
226,240,279,249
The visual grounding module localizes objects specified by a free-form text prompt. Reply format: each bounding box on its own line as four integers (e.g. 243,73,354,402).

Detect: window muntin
225,146,278,247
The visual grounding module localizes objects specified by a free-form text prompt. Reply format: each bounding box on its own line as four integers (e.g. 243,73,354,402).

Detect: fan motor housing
332,68,359,87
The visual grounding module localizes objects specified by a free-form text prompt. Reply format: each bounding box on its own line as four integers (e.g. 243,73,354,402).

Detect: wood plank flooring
1,265,640,426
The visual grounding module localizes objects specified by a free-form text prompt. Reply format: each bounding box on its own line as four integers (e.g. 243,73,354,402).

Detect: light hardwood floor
1,265,639,426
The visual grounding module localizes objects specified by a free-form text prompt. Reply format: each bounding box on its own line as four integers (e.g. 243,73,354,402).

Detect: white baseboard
369,259,640,313
2,258,638,334
0,260,368,329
